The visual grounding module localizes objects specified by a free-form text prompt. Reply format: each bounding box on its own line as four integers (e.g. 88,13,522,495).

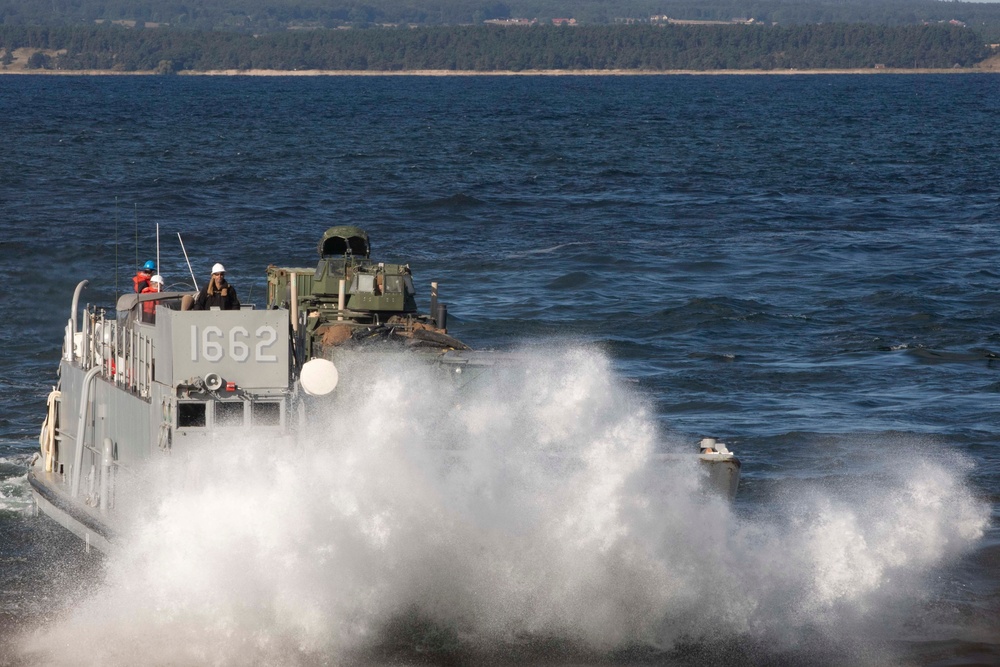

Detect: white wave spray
21,346,988,665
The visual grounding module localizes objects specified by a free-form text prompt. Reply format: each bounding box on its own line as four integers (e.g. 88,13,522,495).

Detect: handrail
70,366,102,499
73,307,155,398
100,437,113,514
69,280,89,362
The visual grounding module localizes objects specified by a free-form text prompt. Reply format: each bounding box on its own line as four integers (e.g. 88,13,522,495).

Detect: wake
19,346,988,665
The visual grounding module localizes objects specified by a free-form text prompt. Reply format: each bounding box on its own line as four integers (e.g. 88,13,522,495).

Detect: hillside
1,23,994,74
2,0,1000,42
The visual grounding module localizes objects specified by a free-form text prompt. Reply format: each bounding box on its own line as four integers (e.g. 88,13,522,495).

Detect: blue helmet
142,260,156,271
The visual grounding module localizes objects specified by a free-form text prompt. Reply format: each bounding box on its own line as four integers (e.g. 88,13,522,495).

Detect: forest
1,23,991,72
2,0,1000,41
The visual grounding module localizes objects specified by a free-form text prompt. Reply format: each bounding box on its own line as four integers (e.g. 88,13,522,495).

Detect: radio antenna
178,232,198,291
134,204,139,272
114,197,120,300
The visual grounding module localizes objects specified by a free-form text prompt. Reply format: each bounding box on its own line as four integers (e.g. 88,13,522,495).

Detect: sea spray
20,346,988,665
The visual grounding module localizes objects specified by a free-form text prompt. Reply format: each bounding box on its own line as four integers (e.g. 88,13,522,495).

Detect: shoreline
1,67,998,76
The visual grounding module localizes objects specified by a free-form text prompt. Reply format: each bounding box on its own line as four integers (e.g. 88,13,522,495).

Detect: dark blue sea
0,73,998,666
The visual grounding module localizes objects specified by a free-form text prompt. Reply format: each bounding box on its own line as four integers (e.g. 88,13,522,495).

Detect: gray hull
28,467,115,553
30,288,295,553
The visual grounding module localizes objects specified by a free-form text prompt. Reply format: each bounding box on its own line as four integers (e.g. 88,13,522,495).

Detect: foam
0,455,33,515
19,345,989,665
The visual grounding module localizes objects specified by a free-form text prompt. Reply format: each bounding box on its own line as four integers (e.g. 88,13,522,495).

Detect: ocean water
0,73,997,666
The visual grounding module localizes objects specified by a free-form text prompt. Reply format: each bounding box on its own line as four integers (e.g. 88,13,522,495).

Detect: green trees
3,0,1000,41
26,50,52,68
0,23,991,72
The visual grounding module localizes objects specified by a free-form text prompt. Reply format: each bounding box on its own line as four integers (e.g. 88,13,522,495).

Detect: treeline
1,23,990,72
3,0,1000,41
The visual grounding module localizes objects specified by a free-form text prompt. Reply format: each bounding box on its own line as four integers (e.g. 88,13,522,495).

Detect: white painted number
202,326,224,362
188,325,280,363
230,327,249,362
255,325,278,362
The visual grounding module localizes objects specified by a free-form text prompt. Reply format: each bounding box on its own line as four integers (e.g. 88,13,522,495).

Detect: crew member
141,274,164,323
193,263,240,311
133,260,156,293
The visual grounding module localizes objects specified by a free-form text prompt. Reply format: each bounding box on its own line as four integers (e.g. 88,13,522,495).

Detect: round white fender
300,358,339,396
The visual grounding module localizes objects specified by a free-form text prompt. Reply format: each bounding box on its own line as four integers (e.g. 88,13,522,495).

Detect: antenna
178,233,198,291
134,204,139,272
156,222,160,276
115,197,120,300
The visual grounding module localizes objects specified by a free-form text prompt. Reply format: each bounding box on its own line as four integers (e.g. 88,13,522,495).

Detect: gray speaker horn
204,373,223,391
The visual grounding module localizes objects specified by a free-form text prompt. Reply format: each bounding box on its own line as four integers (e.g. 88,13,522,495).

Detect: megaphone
204,373,223,391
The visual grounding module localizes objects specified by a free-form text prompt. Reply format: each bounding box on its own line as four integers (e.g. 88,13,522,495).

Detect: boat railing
69,307,154,399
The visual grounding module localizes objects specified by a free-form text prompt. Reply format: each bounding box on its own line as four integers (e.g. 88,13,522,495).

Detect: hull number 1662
189,325,279,363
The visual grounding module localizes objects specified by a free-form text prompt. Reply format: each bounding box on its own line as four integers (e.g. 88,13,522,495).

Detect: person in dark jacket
193,263,240,310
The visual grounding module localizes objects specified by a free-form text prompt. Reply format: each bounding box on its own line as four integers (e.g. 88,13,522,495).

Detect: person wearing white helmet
140,274,165,323
193,262,240,311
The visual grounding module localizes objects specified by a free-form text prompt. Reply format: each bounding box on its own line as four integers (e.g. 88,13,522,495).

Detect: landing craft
28,226,740,552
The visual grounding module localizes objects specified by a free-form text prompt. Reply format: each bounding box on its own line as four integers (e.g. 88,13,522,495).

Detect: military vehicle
266,226,469,365
28,226,740,552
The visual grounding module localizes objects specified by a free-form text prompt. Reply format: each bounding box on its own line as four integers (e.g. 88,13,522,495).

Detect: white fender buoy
300,358,339,396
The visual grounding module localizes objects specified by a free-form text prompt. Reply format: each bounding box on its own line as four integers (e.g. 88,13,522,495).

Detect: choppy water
0,73,998,666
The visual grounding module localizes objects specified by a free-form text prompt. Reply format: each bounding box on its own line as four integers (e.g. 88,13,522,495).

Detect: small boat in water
29,226,740,552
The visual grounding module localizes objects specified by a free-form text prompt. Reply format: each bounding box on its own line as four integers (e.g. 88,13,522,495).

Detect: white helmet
150,275,164,285
212,263,226,274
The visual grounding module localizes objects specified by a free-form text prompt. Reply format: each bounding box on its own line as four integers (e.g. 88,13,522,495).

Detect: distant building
923,19,967,28
484,18,537,26
647,15,756,26
551,18,577,26
95,19,167,28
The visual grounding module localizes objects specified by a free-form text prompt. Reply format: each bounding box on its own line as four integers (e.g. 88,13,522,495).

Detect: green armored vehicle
266,226,469,364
